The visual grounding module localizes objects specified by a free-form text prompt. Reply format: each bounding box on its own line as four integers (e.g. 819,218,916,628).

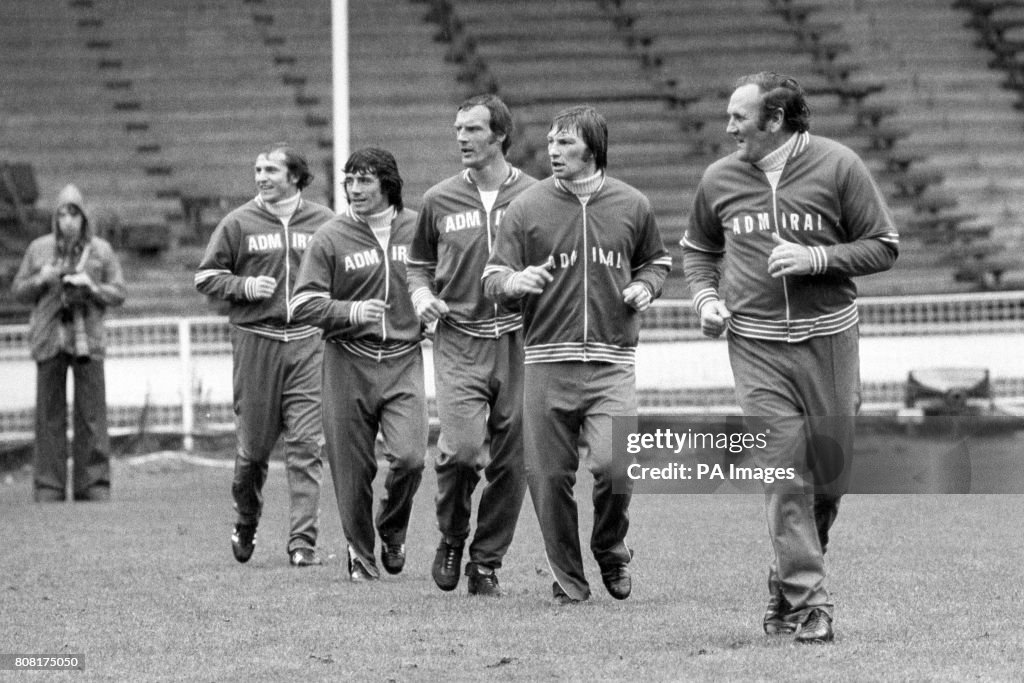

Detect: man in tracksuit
408,94,536,596
195,144,334,567
291,148,426,582
483,105,671,604
682,72,899,643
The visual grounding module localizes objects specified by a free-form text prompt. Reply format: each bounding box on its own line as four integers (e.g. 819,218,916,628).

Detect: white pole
179,319,194,452
332,0,350,212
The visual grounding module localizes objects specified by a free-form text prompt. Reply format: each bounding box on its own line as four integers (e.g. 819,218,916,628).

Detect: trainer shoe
763,589,798,635
599,563,632,600
348,554,378,583
432,539,464,591
795,608,834,644
73,486,110,502
465,562,501,597
599,548,634,600
231,523,257,563
289,547,322,567
33,487,66,503
552,582,582,606
381,543,406,575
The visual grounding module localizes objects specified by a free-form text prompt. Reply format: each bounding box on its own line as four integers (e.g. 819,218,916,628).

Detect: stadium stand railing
3,293,1024,443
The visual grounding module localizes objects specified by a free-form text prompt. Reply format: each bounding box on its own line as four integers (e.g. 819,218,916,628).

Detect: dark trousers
231,329,325,553
432,325,526,569
523,362,636,601
728,327,860,620
321,343,427,577
34,353,111,500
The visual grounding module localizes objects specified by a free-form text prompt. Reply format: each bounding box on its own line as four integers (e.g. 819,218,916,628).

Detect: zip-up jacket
482,175,671,364
290,206,422,360
194,195,334,341
407,167,536,338
682,132,899,343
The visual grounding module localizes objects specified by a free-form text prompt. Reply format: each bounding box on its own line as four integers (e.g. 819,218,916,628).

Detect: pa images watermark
611,415,1024,494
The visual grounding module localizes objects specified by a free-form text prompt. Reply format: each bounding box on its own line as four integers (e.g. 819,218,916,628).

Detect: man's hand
415,295,449,325
699,299,732,338
353,298,389,324
767,232,812,278
247,275,278,300
622,282,652,312
505,265,554,297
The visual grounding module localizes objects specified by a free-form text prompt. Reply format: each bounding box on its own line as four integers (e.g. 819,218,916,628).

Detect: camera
59,270,91,359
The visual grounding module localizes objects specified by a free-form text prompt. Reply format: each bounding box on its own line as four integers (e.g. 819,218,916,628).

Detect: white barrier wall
3,292,1024,440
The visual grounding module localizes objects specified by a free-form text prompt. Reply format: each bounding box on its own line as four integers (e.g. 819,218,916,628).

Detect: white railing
3,292,1024,444
4,291,1024,359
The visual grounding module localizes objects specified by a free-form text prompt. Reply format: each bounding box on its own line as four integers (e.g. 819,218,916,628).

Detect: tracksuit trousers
523,361,636,601
728,327,860,621
321,342,427,578
231,329,325,554
432,324,526,569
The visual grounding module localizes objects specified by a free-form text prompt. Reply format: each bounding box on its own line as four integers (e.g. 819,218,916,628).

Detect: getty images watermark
611,414,1024,494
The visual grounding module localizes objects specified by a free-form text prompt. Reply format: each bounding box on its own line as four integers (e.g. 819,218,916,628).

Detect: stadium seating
427,0,954,294
820,0,1024,288
4,0,1024,321
0,0,465,318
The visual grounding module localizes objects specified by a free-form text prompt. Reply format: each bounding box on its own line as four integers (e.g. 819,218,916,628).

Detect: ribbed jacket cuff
411,287,436,315
691,287,719,315
808,246,828,275
349,301,366,325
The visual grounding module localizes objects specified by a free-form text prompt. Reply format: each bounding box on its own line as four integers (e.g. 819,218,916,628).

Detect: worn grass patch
1,443,1022,681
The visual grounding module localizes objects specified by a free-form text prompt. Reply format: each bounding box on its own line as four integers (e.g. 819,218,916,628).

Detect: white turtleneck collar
352,205,397,249
257,191,301,228
753,133,799,190
559,170,605,205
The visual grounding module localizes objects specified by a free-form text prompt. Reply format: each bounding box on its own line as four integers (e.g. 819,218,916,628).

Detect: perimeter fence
2,292,1023,444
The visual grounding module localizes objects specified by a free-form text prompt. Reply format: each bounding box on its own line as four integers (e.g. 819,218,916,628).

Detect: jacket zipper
282,206,294,341
770,184,791,334
581,202,589,361
379,223,390,361
486,203,500,338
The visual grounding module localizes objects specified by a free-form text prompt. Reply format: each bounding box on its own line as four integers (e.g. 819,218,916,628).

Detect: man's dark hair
344,147,404,211
458,94,515,154
735,72,811,133
259,143,315,190
550,105,608,171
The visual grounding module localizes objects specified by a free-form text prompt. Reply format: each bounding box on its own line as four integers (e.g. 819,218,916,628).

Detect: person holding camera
11,184,126,502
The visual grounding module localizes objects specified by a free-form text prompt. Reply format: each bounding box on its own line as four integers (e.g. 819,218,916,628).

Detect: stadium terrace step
452,0,603,21
643,31,797,59
882,167,947,199
903,210,981,242
471,37,642,59
953,252,1022,288
499,84,667,108
467,25,626,47
631,10,794,35
953,0,1024,17
485,61,650,83
614,165,706,190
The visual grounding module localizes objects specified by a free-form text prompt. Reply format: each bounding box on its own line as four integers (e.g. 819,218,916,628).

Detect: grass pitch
1,443,1022,681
